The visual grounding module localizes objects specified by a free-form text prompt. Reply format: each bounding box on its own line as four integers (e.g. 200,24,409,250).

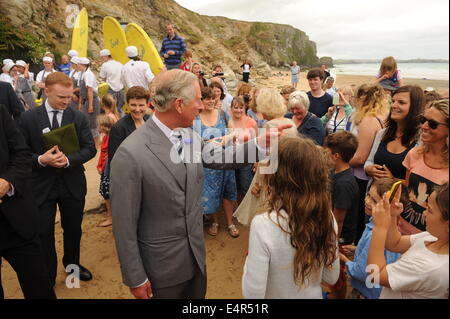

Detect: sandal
228,224,240,238
208,223,219,236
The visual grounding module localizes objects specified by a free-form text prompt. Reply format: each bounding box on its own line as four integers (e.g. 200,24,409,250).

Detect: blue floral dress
195,112,237,215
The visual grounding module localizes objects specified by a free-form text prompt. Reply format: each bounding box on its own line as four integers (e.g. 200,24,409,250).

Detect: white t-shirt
122,60,154,89
242,210,340,299
36,69,56,83
222,93,233,114
242,64,251,73
99,59,124,92
380,232,449,299
0,73,13,85
69,69,81,81
82,69,98,94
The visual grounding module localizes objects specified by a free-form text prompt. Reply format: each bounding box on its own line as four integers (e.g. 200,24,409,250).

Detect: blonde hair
379,56,398,75
97,115,114,134
352,84,389,126
337,85,353,97
288,90,310,112
418,99,449,167
263,137,337,287
256,88,287,120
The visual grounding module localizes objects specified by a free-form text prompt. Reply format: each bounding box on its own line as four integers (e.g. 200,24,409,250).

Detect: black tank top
373,140,416,179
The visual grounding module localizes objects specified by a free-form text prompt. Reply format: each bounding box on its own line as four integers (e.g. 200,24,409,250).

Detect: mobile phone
332,94,340,105
388,181,402,203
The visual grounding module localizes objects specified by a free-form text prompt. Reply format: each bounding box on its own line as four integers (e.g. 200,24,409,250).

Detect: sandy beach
1,72,448,299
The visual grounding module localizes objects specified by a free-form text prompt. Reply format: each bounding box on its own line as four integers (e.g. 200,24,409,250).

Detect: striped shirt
159,34,186,66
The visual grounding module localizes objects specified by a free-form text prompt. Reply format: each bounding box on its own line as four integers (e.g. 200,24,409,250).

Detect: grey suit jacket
111,117,263,289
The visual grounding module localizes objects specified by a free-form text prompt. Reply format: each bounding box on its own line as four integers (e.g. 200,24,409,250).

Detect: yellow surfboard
125,23,164,75
71,8,88,58
102,17,129,64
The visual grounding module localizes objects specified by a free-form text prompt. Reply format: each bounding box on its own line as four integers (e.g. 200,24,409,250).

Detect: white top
222,93,233,114
121,60,154,89
326,87,337,96
69,69,81,81
82,69,98,93
36,69,56,83
381,232,449,299
242,210,340,299
242,64,251,73
0,73,13,85
99,59,124,92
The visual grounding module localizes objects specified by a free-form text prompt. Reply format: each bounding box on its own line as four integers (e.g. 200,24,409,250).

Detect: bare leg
223,199,239,237
99,199,112,227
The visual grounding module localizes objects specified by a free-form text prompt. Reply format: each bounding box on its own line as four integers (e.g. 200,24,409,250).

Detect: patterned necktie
172,130,184,160
51,110,60,130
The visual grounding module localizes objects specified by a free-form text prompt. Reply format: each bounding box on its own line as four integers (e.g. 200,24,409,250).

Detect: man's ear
174,98,183,114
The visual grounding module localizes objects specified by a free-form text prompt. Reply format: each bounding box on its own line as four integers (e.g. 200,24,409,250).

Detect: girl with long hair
242,137,339,298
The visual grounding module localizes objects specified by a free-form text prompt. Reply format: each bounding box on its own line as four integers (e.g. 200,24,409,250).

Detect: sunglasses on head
418,115,449,130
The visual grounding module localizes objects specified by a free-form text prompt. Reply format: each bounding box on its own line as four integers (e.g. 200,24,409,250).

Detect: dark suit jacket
0,105,38,240
19,105,97,206
108,114,150,162
0,81,25,120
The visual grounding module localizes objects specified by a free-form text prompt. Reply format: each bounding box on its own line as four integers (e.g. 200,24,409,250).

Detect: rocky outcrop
2,0,320,76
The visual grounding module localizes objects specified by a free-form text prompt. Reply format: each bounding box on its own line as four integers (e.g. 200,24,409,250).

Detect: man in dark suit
0,104,55,299
19,72,97,286
0,81,25,120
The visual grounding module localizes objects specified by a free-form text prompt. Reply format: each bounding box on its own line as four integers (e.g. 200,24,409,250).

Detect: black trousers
0,215,56,299
152,265,206,299
243,72,250,83
355,177,369,244
38,177,85,285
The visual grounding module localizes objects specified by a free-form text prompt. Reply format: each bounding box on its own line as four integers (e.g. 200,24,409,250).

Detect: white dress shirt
0,73,13,85
99,59,124,92
37,100,69,167
82,68,98,93
121,60,154,89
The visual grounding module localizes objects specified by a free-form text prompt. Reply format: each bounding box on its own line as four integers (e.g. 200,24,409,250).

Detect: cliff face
2,0,319,76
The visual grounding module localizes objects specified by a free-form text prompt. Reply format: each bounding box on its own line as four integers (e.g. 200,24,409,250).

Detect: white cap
4,62,16,72
78,57,90,65
70,56,79,64
43,56,53,63
100,49,111,57
425,87,435,92
3,59,13,65
15,60,27,67
126,46,138,58
68,49,79,57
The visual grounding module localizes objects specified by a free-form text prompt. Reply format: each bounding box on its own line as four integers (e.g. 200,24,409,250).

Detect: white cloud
174,0,449,59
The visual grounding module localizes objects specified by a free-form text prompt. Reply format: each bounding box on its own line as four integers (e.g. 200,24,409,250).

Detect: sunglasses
418,115,449,130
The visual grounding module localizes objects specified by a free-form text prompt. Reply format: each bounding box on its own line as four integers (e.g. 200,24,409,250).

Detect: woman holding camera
191,62,207,88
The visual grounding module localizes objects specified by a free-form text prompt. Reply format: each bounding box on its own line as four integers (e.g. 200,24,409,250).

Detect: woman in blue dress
195,87,239,238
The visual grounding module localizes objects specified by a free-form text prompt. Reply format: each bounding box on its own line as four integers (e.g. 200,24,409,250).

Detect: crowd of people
0,20,449,301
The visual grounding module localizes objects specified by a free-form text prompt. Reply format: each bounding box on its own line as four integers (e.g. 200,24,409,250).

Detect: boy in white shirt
368,183,449,299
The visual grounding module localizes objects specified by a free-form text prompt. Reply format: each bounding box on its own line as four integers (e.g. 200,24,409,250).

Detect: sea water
334,63,449,80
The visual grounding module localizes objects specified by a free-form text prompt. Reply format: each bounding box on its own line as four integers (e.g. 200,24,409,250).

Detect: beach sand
1,72,448,299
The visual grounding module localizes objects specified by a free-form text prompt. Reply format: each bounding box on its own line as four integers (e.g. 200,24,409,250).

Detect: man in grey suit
110,69,290,299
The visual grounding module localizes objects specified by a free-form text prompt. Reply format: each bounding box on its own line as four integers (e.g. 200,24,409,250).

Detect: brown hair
126,86,150,103
237,82,252,97
379,56,398,75
307,69,325,80
96,115,114,134
231,96,245,110
201,86,213,100
324,131,358,163
263,137,337,287
183,50,192,59
435,182,449,221
209,81,225,100
280,85,296,96
424,91,442,106
45,72,73,88
101,94,120,120
370,178,409,207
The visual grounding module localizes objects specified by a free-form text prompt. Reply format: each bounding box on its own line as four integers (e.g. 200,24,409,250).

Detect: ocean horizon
334,63,449,81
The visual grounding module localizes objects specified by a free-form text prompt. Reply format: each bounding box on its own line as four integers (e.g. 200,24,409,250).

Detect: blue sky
174,0,449,60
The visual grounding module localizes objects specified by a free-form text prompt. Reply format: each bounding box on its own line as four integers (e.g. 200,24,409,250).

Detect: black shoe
66,264,93,281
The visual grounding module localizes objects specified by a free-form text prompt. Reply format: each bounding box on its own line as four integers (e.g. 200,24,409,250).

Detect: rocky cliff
1,0,320,84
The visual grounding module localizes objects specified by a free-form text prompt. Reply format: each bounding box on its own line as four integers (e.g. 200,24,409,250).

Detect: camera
213,72,224,77
199,71,205,77
243,93,250,103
